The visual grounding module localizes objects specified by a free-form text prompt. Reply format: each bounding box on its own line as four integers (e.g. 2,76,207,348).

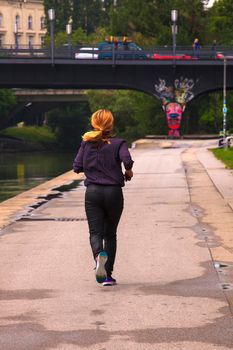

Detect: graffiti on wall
154,77,198,137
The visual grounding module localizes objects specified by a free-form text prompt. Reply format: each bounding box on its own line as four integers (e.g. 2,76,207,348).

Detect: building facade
0,0,46,48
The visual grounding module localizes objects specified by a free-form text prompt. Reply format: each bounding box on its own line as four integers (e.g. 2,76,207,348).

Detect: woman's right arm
73,141,85,173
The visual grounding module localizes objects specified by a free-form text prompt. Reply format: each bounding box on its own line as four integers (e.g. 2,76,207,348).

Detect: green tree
87,90,166,143
172,0,208,44
185,91,233,135
47,103,91,150
72,0,103,34
101,0,119,27
44,0,73,32
44,0,105,37
109,0,208,46
110,0,168,43
0,89,17,130
206,0,233,45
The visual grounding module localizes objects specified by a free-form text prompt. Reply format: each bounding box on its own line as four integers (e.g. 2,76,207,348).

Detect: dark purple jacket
73,138,134,187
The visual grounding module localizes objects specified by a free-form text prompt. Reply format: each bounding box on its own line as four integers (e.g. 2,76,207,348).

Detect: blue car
98,37,147,60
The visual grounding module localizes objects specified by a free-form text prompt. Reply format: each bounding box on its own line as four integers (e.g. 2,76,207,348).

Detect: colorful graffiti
154,77,197,137
164,102,184,137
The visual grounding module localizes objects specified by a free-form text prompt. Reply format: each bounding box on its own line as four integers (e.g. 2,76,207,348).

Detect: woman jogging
73,109,134,286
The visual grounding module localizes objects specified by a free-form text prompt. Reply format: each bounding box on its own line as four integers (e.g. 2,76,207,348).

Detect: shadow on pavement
0,309,232,349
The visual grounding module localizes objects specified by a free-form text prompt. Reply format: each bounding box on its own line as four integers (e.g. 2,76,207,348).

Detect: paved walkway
0,140,233,349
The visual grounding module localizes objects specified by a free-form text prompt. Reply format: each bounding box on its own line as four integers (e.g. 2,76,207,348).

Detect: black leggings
85,184,124,276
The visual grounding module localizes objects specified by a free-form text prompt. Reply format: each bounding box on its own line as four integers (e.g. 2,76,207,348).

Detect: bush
1,126,57,147
47,103,91,150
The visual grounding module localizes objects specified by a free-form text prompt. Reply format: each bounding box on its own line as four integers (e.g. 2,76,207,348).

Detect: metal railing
0,45,233,61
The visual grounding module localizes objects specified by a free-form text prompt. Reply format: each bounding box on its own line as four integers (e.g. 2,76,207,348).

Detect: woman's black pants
85,184,124,276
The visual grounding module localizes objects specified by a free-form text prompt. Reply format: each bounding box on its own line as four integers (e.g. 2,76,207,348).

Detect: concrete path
0,140,233,349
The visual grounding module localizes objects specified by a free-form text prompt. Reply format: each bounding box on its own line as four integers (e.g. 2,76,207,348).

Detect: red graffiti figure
163,102,184,138
155,77,196,137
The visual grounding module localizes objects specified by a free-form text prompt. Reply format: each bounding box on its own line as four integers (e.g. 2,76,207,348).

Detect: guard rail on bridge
1,45,233,61
1,44,233,97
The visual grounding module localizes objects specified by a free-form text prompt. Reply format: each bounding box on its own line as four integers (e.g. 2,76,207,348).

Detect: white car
75,47,98,59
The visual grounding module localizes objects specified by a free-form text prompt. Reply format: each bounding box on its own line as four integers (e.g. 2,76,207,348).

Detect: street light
48,8,55,66
13,22,18,49
66,22,72,56
171,10,178,57
223,57,228,147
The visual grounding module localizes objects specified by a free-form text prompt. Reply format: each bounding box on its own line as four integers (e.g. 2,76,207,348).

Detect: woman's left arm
73,141,85,173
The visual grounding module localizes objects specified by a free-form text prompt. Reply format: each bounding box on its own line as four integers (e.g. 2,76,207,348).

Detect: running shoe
102,276,117,287
95,251,108,283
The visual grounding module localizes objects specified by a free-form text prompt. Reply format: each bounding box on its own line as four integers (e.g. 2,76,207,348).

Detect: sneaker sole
102,280,117,287
96,251,108,283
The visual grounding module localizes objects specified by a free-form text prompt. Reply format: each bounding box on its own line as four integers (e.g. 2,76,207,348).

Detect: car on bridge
75,47,98,59
148,52,227,60
98,36,147,60
215,52,233,59
148,53,195,60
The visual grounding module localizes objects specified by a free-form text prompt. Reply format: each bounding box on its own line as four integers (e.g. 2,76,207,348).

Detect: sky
206,0,215,7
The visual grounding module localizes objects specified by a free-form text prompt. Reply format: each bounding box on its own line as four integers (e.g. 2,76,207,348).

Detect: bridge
1,46,232,96
1,46,233,136
3,89,87,129
13,89,87,103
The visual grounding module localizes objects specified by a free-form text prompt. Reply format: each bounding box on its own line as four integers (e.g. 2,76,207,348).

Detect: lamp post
223,57,228,148
48,8,55,66
66,22,72,56
13,22,18,50
171,10,178,57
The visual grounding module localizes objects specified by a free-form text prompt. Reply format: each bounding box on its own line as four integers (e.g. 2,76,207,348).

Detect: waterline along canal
0,152,76,203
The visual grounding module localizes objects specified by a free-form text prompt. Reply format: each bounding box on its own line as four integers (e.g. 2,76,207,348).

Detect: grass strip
0,126,57,146
210,147,233,169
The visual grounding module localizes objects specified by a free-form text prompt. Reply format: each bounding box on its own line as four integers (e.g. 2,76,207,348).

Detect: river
0,152,76,203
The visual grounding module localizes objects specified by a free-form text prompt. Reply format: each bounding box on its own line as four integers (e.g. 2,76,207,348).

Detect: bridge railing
0,45,233,61
0,45,50,58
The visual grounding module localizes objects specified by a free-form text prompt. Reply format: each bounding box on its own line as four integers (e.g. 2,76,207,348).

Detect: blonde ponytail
82,130,103,142
82,109,114,142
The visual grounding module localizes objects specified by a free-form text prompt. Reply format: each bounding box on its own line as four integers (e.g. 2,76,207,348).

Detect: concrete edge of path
132,138,233,210
132,138,174,149
0,170,84,231
196,148,233,210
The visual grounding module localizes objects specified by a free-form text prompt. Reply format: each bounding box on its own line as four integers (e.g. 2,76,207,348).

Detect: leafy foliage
1,126,57,147
206,0,233,45
87,90,166,143
109,0,208,45
47,103,91,150
0,89,16,129
72,0,103,34
44,0,73,33
44,0,107,34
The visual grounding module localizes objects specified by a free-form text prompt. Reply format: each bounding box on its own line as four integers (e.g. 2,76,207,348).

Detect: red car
216,52,224,59
148,53,194,60
215,52,233,59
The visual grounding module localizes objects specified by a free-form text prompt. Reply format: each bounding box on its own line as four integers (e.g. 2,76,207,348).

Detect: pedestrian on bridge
211,39,217,58
73,109,134,286
193,38,200,58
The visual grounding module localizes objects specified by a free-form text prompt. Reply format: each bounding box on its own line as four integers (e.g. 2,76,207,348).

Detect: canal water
0,152,76,203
